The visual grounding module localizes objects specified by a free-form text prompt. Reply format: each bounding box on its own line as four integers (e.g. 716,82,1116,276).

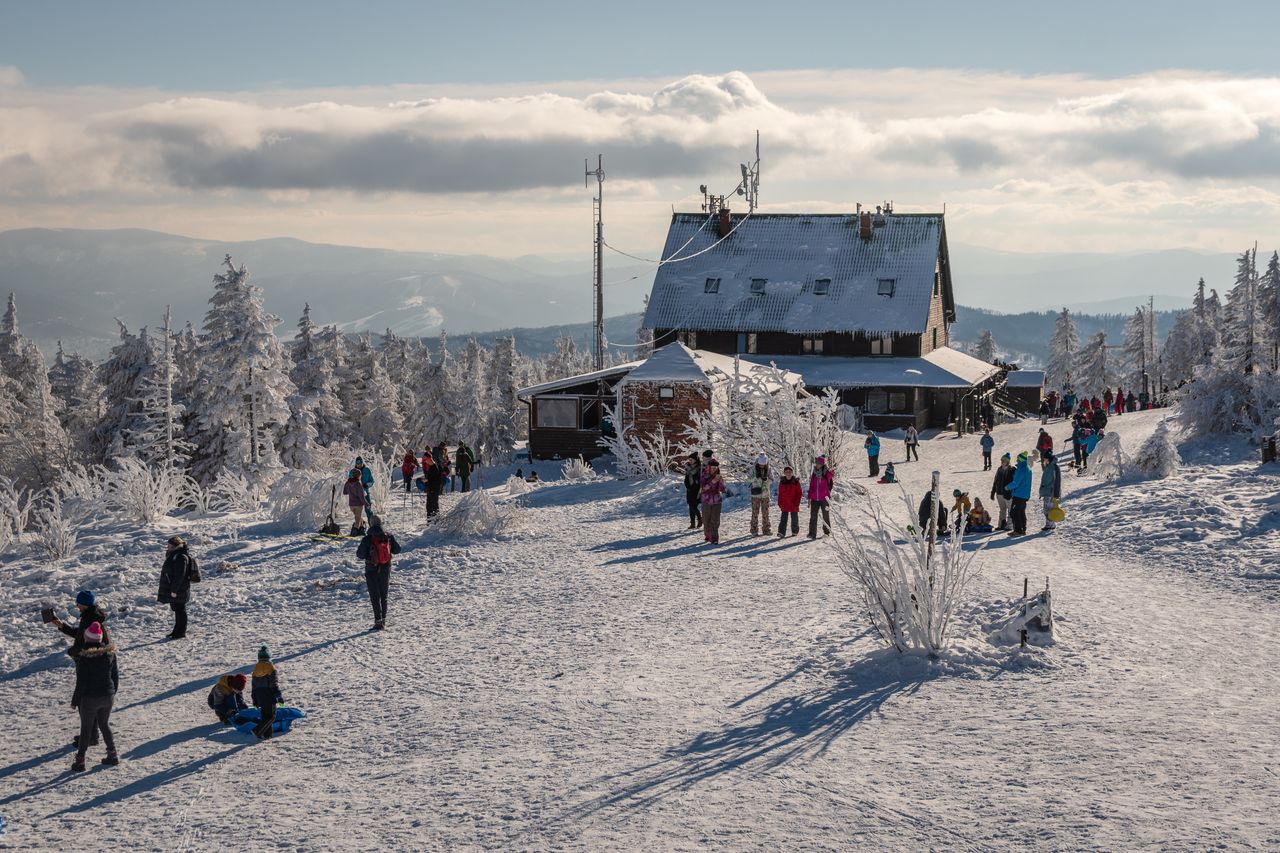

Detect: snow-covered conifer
1132,419,1183,478
1074,331,1116,397
48,342,102,455
1046,308,1078,393
1120,305,1157,391
344,335,403,454
1259,250,1280,371
1221,248,1262,374
289,305,347,447
480,336,520,462
972,329,998,363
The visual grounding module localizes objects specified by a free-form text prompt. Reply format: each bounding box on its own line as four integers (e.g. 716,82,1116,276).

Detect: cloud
0,66,23,87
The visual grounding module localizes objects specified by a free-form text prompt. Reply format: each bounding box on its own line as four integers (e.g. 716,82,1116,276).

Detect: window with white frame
535,397,578,429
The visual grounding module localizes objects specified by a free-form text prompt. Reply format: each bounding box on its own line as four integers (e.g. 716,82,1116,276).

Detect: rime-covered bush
428,489,524,539
561,456,598,481
55,464,111,524
505,475,532,496
1132,420,1183,479
1178,360,1280,439
0,476,35,553
209,469,260,513
33,491,77,560
105,458,198,525
1092,432,1127,481
598,421,687,480
266,470,338,531
827,493,983,655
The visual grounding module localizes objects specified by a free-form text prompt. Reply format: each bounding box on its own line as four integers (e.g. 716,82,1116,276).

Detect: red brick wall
621,381,711,446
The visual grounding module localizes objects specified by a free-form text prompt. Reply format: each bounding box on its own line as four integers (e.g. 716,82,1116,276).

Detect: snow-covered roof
739,346,999,389
642,212,952,335
1005,370,1046,388
516,360,644,397
618,343,804,392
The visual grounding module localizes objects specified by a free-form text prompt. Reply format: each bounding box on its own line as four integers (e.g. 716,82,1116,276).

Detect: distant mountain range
0,227,1233,362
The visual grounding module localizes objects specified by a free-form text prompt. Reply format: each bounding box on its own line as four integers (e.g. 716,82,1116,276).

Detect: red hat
85,621,104,643
229,673,247,690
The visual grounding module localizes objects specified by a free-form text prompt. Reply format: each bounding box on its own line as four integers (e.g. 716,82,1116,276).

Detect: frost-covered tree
971,329,998,363
289,305,347,447
635,295,655,360
1074,331,1116,397
344,335,403,454
1161,310,1203,386
545,335,591,380
48,342,102,455
1259,250,1280,371
1046,308,1079,393
94,323,155,460
0,294,71,486
420,331,456,443
1221,247,1262,374
187,256,294,486
1121,305,1158,392
480,336,520,462
1132,419,1183,478
126,311,193,471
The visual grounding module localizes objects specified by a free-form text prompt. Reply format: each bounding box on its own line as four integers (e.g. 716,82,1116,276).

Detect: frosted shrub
266,470,337,531
432,489,523,539
561,456,597,481
56,464,111,524
34,491,77,560
1092,432,1127,481
0,476,35,553
827,494,983,655
106,458,198,525
210,469,259,513
1178,360,1280,439
505,475,532,496
598,420,687,480
1132,420,1183,479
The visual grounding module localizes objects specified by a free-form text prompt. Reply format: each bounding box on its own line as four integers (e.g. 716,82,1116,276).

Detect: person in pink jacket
699,459,727,545
806,456,835,539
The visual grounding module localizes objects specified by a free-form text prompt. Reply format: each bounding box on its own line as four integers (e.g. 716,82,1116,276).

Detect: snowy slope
1,410,1278,850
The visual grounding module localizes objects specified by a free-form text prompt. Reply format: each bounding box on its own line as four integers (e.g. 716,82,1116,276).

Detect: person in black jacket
455,441,476,492
251,646,283,740
990,453,1015,530
157,535,194,639
916,491,948,536
51,589,110,659
356,516,402,630
682,454,703,529
423,453,443,518
71,621,119,771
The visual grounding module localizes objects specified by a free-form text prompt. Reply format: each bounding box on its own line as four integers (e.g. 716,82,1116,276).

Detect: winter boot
101,751,119,766
71,754,86,772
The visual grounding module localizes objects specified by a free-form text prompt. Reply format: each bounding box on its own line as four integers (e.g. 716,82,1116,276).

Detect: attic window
814,278,831,295
750,278,767,294
659,387,675,399
704,277,721,293
877,278,896,297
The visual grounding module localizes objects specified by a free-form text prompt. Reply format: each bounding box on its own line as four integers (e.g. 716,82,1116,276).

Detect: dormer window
704,277,721,293
877,278,896,297
814,278,831,295
750,278,767,294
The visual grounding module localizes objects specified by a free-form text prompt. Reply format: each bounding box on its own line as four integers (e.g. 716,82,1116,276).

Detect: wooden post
926,470,940,566
1021,576,1029,648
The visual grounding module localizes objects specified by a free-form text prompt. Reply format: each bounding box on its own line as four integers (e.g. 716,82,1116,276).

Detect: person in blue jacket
1004,450,1033,536
864,431,881,478
979,429,995,470
353,457,375,524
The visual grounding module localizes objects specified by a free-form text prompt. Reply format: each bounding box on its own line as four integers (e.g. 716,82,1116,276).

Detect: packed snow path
2,410,1278,850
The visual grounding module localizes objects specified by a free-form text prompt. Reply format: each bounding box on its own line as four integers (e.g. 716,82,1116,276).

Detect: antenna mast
586,155,605,371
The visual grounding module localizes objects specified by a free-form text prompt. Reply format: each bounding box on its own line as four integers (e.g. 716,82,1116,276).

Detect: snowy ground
2,409,1279,851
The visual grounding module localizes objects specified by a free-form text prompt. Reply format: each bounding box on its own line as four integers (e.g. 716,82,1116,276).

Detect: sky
4,0,1280,259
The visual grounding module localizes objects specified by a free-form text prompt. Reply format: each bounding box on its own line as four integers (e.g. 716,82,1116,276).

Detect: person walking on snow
1036,428,1054,459
682,454,703,530
776,466,802,538
1039,398,1050,425
699,459,726,544
357,515,402,630
208,673,249,725
70,621,118,772
400,452,418,493
455,441,476,492
353,457,374,522
904,425,919,462
1103,388,1115,414
422,453,443,518
864,431,880,477
252,646,283,740
749,455,772,536
980,429,995,470
156,535,195,640
342,469,370,535
990,453,1014,530
1039,453,1063,532
1005,451,1034,536
807,456,835,539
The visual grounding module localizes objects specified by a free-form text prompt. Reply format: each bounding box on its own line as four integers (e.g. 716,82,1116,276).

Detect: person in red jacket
400,452,417,493
776,466,803,538
1036,428,1053,458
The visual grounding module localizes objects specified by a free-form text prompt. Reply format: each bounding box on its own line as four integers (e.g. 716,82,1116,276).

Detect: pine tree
94,323,155,460
187,256,295,486
480,336,520,462
289,305,347,447
1161,310,1202,386
48,342,102,456
1121,305,1156,391
345,335,403,454
546,335,591,379
1259,250,1280,371
1221,248,1262,374
1046,308,1079,393
1075,331,1116,397
635,295,655,360
126,310,193,470
971,329,998,363
0,296,71,486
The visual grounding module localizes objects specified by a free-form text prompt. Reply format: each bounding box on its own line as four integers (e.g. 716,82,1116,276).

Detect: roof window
750,278,767,294
877,278,896,297
814,278,831,295
704,277,721,294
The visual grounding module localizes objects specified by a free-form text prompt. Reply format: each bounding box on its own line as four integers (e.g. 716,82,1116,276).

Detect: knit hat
1001,452,1011,461
354,456,364,465
702,449,713,458
1017,451,1029,461
707,458,719,467
258,645,271,662
756,454,768,465
816,456,827,465
85,621,103,643
952,489,963,497
75,590,95,607
229,673,247,690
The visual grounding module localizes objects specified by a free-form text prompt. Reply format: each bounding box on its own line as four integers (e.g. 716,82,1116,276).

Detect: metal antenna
585,155,605,371
737,130,762,212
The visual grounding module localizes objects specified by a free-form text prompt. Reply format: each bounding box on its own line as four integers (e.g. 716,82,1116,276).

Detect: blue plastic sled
231,706,306,735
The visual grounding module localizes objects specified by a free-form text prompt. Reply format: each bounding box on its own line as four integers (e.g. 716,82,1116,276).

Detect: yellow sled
1046,499,1066,523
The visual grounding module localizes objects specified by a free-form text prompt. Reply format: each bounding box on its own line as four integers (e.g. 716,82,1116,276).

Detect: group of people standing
344,443,478,535
680,451,837,544
1042,385,1166,423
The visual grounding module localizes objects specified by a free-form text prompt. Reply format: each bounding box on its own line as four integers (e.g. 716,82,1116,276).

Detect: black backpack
186,555,202,584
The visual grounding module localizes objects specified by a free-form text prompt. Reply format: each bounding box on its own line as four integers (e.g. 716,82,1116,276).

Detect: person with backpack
916,490,947,536
990,453,1014,530
980,429,995,471
70,621,119,772
455,441,476,493
251,646,283,740
1036,428,1054,459
749,454,772,536
1039,453,1063,532
353,457,375,522
342,469,369,535
422,453,443,518
1005,451,1033,536
904,425,919,462
1039,398,1050,425
682,454,703,530
699,459,726,545
157,535,197,640
807,456,835,539
776,466,802,538
400,452,418,494
356,515,402,630
864,431,880,477
207,673,249,725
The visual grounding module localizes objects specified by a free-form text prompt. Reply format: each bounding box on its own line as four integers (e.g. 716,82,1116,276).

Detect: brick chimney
859,210,873,241
718,207,732,238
